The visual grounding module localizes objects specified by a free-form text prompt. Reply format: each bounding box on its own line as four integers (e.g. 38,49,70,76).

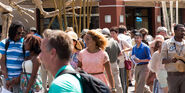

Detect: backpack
57,70,111,93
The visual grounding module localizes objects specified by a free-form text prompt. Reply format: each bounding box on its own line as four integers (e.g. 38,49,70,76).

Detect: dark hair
174,24,184,31
118,25,127,33
24,34,41,55
131,29,138,35
110,26,119,33
135,32,143,38
8,21,24,40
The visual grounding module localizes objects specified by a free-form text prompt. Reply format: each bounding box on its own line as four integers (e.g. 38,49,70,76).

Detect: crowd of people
0,20,184,93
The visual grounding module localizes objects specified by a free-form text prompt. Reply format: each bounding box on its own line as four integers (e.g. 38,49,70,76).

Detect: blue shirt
34,33,42,38
49,65,82,93
132,42,151,65
0,38,29,79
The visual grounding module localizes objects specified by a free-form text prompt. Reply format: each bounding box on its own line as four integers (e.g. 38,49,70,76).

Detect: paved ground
128,80,135,93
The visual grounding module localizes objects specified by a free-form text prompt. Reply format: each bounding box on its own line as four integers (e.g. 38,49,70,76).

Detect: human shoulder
49,74,81,93
152,51,160,57
50,66,82,93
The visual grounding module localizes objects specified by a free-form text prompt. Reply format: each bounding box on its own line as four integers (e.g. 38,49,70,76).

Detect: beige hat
67,31,82,50
67,31,78,41
155,35,164,42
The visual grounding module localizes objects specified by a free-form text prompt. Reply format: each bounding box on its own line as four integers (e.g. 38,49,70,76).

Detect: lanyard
174,43,184,56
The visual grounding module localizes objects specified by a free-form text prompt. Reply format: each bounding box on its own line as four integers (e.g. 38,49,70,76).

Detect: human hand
171,57,178,63
6,80,12,89
11,77,20,85
134,58,140,63
111,88,116,93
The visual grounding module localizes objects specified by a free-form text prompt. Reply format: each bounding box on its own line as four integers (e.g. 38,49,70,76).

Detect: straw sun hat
67,31,82,50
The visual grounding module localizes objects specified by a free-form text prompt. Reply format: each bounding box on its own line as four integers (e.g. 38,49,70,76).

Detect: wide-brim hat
67,31,82,50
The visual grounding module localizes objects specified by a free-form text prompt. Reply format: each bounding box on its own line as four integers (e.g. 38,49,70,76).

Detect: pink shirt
78,48,110,85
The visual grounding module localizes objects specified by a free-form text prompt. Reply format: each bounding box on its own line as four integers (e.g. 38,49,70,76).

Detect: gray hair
157,27,167,33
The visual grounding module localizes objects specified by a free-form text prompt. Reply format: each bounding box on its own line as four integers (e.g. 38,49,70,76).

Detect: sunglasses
16,32,24,35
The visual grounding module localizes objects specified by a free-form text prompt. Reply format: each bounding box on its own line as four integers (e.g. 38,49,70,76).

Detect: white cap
102,28,110,36
30,27,36,31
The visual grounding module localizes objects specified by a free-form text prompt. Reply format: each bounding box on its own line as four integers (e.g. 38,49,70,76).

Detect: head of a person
134,32,143,44
9,21,24,41
101,28,110,38
154,35,164,52
81,29,88,39
174,24,185,39
39,29,73,70
85,30,107,50
130,29,138,38
65,27,74,32
67,31,82,51
24,34,41,54
118,25,127,34
30,27,37,34
139,28,148,39
110,26,119,39
156,27,167,37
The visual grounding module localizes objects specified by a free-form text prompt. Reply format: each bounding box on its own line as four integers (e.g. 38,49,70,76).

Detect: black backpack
57,70,111,93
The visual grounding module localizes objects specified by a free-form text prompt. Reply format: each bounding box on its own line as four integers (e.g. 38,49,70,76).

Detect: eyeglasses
16,32,24,35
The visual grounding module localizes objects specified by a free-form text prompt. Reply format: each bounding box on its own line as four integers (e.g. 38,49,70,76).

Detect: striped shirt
0,38,29,79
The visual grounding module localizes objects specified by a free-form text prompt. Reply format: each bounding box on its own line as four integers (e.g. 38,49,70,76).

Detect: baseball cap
101,28,110,36
30,27,36,31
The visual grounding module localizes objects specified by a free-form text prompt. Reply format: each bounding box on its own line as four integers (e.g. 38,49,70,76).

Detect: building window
105,15,111,23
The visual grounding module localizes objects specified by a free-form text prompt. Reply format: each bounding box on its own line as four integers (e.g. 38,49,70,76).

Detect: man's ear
50,48,57,57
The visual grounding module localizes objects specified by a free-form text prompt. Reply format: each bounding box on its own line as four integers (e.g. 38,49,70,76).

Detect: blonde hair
86,30,107,50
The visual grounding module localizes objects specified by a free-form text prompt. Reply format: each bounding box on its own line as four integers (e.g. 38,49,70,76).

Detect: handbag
124,60,132,70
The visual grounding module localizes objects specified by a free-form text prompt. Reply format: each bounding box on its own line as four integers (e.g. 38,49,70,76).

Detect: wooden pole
72,0,78,33
78,0,83,36
87,0,89,29
72,0,75,30
162,1,170,35
176,0,179,24
170,1,174,34
88,0,93,29
54,0,63,30
62,0,68,30
83,0,86,29
47,16,56,29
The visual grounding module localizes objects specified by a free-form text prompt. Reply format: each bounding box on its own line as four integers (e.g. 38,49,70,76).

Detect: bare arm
0,54,8,78
26,57,41,93
104,61,115,89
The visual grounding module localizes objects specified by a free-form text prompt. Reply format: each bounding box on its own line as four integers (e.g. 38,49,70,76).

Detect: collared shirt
118,33,132,45
132,42,151,65
49,65,82,93
161,37,185,72
0,38,29,79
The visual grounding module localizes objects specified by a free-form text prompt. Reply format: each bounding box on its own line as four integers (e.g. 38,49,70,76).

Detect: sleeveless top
22,60,33,73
